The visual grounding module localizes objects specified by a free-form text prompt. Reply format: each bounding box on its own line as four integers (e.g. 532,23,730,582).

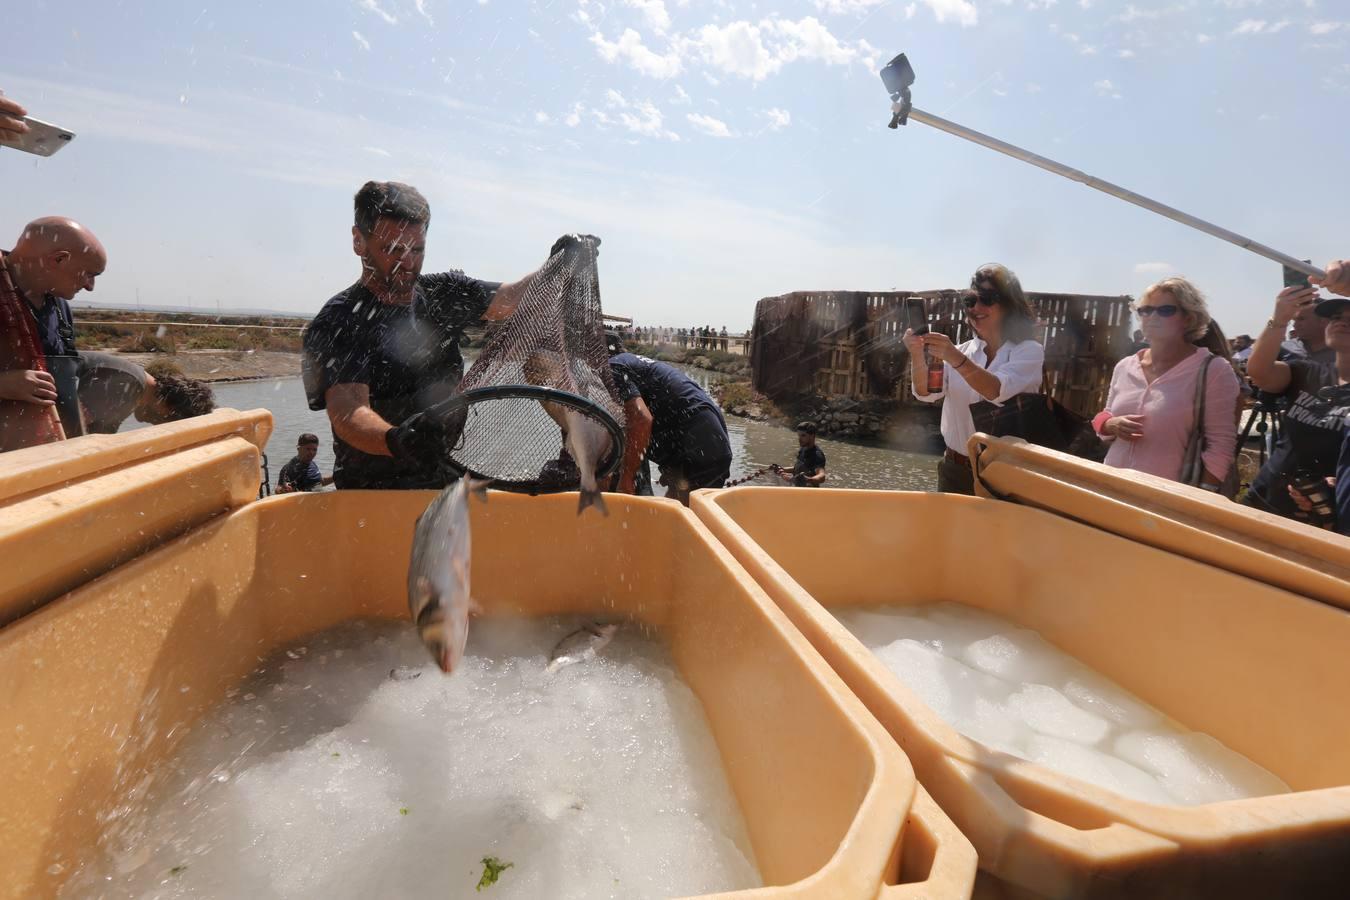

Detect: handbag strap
1189,353,1215,447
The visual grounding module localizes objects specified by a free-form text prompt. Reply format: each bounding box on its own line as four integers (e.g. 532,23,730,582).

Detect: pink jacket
1101,347,1241,481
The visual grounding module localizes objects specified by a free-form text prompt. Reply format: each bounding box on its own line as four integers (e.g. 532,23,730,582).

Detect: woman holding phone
903,263,1045,494
1092,277,1241,491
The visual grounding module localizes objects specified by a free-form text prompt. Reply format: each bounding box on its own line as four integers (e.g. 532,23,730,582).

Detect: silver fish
406,477,489,673
546,621,619,673
563,408,612,516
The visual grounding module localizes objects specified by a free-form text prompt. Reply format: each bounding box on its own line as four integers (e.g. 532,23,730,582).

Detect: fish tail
577,488,608,517
466,476,493,502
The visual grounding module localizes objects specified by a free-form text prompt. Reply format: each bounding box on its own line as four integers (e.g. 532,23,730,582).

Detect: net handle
429,384,627,485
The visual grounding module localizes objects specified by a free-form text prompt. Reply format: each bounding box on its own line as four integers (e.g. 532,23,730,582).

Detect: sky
3,0,1347,334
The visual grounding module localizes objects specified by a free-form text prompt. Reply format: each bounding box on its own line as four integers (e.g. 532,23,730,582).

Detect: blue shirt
278,457,323,492
609,353,723,462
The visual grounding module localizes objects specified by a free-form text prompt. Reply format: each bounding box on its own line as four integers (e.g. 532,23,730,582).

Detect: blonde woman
1093,277,1240,490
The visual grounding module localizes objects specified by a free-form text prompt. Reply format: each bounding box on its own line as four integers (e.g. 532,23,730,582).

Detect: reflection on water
144,372,937,493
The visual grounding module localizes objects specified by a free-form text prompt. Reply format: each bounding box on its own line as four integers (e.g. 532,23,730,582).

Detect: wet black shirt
609,352,724,464
1245,359,1350,517
302,271,498,489
793,444,827,487
77,351,148,433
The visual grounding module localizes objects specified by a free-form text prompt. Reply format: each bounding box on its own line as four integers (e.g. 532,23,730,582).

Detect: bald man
0,217,107,437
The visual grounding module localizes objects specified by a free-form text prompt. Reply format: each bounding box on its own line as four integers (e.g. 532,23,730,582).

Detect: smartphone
0,117,76,157
1283,260,1313,291
905,297,927,335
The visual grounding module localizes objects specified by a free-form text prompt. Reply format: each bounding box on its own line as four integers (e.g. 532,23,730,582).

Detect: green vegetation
476,857,513,891
72,308,306,353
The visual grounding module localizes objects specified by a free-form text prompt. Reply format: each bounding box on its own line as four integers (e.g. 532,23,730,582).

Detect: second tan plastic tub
692,487,1350,899
0,489,975,900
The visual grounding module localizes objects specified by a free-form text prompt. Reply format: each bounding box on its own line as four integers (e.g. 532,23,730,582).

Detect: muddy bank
112,350,302,383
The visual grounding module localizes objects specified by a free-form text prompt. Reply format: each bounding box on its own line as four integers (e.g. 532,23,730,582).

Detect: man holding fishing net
303,181,544,490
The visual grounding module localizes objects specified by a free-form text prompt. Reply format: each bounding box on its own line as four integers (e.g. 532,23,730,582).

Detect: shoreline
108,350,303,384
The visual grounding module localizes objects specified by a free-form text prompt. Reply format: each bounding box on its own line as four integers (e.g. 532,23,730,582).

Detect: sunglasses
962,293,999,310
1135,304,1179,318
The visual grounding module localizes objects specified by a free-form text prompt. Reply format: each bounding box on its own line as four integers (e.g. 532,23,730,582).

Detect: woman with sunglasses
903,263,1045,494
1093,277,1240,491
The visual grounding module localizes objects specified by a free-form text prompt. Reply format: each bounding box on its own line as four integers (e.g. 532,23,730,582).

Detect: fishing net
442,235,626,491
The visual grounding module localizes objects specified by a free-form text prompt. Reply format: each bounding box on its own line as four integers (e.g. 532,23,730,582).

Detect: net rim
438,384,626,492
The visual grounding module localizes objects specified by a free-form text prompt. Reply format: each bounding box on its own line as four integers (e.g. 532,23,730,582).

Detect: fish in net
446,235,625,509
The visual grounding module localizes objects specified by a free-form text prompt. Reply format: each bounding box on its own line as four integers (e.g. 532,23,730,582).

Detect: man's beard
365,261,417,303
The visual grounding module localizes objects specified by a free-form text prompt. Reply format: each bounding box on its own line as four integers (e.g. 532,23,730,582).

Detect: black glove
385,411,446,468
550,233,601,258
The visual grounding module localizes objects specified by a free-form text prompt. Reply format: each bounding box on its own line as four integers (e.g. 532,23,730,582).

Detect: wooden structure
750,290,1134,419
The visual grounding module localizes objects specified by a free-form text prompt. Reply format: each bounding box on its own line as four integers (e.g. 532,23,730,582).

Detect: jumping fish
406,477,489,673
563,409,612,516
546,621,620,673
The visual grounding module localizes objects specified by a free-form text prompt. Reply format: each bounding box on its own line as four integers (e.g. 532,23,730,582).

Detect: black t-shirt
1245,359,1350,517
302,271,497,489
794,444,827,487
609,352,723,464
77,351,148,433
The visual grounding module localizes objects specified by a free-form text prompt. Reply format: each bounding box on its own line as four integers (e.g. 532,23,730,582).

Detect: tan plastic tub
0,409,270,627
0,485,974,899
692,486,1350,899
970,434,1350,611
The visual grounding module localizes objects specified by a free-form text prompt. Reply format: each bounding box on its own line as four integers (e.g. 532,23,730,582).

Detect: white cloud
534,111,551,124
352,31,371,51
414,0,434,26
591,28,684,78
765,16,858,67
362,146,391,157
1310,22,1345,35
764,107,791,130
624,0,671,33
1231,19,1289,35
357,0,398,25
1093,78,1122,98
565,103,583,127
819,0,974,26
1134,262,1174,274
1026,82,1043,93
1117,48,1136,58
672,84,691,104
686,112,733,137
599,89,679,140
1196,33,1214,43
693,21,781,80
814,0,886,12
921,0,979,26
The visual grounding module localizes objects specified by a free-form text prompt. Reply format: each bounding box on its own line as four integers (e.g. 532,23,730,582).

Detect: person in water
277,433,332,493
780,421,827,487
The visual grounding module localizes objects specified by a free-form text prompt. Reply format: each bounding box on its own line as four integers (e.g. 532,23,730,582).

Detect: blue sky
3,0,1347,334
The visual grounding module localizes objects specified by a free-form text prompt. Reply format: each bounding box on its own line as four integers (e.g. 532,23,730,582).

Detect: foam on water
837,602,1290,806
65,618,761,899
